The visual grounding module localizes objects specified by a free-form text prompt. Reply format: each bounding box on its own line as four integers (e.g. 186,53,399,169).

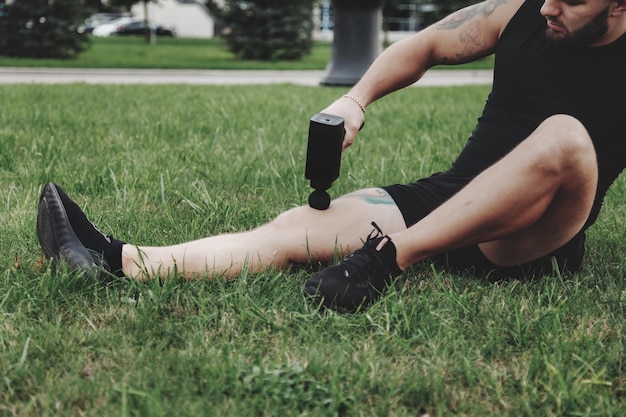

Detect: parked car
92,16,134,37
113,20,176,37
79,13,128,34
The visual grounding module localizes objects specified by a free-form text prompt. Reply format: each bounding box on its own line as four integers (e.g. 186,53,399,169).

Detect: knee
530,114,597,174
263,205,308,234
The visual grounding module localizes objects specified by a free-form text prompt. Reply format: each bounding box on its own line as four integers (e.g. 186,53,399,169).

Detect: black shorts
382,172,586,280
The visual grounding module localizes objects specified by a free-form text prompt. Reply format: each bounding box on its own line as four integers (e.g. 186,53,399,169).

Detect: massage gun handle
304,113,345,191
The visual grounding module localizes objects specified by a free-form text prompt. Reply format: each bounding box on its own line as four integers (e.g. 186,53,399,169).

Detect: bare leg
122,189,407,280
124,115,597,280
391,114,598,269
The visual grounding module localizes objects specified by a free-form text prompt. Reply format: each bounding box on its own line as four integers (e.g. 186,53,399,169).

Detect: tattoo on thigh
344,189,396,206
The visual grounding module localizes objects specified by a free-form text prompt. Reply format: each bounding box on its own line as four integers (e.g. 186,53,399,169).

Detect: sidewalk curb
0,67,493,86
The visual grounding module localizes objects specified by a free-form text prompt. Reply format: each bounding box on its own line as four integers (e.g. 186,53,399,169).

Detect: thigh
383,172,473,227
268,188,407,263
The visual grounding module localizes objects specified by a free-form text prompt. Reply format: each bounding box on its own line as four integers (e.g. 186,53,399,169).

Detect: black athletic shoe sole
37,183,102,278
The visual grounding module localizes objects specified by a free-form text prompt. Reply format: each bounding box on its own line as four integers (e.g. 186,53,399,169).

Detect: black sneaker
37,183,111,279
52,184,118,254
303,222,403,312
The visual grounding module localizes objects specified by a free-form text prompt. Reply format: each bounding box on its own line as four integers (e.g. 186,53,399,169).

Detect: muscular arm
323,0,524,150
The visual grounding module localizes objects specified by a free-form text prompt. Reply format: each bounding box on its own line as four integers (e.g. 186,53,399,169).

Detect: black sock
54,184,126,277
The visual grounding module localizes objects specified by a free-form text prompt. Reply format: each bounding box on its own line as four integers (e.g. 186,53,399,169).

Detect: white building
130,0,216,39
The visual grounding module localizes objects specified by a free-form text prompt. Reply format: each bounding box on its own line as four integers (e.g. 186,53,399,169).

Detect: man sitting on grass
37,0,625,312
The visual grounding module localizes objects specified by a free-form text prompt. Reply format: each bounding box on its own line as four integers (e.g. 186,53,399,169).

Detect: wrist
341,94,366,113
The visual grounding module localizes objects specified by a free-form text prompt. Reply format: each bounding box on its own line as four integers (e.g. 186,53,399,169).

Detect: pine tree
0,0,91,59
207,0,315,61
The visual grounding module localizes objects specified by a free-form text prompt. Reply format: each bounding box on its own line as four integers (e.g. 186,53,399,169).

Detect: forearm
347,31,438,108
320,31,438,149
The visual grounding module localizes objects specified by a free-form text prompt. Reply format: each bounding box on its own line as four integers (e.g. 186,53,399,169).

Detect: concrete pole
320,0,384,86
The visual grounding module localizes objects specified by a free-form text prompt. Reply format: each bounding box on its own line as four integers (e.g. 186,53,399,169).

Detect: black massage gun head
308,189,331,210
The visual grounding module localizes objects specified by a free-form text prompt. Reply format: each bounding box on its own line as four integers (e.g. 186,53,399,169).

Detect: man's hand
320,95,366,151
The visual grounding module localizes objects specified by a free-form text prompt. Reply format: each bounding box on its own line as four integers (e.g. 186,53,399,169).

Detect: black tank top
449,0,626,229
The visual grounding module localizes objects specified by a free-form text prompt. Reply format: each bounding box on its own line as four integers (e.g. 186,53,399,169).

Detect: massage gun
305,113,345,210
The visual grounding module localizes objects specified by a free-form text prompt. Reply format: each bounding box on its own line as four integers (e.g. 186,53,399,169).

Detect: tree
0,0,91,59
207,0,315,61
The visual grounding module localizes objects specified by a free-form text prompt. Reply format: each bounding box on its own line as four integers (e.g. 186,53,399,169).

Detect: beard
546,5,610,48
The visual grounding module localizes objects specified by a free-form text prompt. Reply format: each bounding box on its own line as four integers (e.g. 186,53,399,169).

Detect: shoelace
366,222,384,242
341,222,390,287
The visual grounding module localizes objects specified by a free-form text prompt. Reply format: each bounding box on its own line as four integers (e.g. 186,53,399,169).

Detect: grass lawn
0,36,495,70
0,83,623,416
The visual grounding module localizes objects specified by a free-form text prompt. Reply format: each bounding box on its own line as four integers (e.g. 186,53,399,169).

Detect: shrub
207,0,315,61
0,0,90,59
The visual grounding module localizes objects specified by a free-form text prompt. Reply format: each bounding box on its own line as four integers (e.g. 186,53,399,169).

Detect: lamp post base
320,2,384,87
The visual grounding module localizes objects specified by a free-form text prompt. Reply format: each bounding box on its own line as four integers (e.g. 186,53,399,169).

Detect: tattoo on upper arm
433,0,509,30
433,0,510,63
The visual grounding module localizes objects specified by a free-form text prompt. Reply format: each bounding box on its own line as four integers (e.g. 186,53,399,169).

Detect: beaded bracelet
341,94,366,113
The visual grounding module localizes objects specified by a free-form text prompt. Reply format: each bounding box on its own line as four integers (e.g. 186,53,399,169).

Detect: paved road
0,67,493,87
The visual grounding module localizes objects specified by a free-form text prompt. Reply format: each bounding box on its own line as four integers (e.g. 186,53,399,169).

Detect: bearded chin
546,6,610,48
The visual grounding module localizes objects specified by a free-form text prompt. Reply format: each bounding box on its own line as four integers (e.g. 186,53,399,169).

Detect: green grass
0,35,495,70
0,84,623,416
